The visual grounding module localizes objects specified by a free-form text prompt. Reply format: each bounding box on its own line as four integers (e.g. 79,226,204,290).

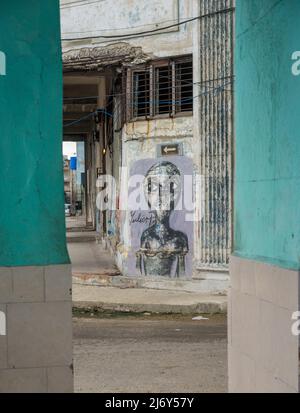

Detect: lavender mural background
125,156,194,278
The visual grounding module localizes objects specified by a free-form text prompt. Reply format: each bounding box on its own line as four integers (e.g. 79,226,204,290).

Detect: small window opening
132,70,150,118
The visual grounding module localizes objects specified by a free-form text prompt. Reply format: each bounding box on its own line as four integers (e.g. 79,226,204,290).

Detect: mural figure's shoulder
171,229,189,251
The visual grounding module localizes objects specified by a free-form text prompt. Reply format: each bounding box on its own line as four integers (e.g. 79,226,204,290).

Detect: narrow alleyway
66,216,118,276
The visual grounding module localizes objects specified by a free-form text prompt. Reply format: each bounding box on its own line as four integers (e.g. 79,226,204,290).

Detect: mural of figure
136,161,189,277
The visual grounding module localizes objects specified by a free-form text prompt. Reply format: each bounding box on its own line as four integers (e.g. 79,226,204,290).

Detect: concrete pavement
73,314,227,393
67,216,119,276
73,284,227,314
68,219,227,392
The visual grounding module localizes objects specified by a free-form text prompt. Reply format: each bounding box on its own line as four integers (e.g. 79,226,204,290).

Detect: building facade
60,0,235,293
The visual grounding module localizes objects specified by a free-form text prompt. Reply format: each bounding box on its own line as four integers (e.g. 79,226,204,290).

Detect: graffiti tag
129,211,156,227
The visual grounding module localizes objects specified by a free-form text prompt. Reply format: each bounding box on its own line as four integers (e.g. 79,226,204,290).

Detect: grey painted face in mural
143,162,182,219
136,161,189,278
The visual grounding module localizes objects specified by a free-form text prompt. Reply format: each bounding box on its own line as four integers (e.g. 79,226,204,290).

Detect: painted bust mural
136,161,189,277
128,156,193,278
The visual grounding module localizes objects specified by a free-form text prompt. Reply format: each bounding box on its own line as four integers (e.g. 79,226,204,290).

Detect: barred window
127,56,193,121
175,59,193,113
154,64,172,116
132,70,150,118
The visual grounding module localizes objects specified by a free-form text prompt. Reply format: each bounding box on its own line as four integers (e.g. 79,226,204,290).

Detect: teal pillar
0,1,72,393
0,0,69,267
234,0,300,271
229,0,300,393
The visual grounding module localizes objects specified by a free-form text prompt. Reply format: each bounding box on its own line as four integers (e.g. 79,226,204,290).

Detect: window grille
127,56,193,121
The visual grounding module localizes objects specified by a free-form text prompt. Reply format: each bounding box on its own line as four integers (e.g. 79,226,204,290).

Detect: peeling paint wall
61,0,193,58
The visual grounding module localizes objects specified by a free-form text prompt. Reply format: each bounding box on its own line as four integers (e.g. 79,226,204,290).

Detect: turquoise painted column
229,0,300,392
0,0,69,267
0,0,73,393
234,0,300,271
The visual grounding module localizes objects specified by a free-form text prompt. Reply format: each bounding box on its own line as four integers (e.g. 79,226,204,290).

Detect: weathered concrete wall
61,0,193,58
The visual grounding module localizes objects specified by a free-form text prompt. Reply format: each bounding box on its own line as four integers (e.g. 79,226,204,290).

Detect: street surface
73,314,227,393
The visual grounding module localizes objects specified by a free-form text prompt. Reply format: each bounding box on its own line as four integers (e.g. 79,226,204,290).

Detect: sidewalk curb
72,300,227,314
72,273,229,295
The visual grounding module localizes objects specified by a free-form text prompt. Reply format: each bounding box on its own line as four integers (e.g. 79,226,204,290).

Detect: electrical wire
63,79,233,128
64,108,113,128
62,16,184,35
61,0,103,9
63,76,233,102
61,7,235,41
